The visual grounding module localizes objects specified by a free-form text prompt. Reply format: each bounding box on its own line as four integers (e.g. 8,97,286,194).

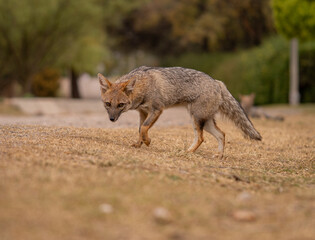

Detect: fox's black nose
109,117,115,122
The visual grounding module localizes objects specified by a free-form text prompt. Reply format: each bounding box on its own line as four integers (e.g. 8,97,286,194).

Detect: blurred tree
105,0,274,54
0,0,106,97
218,0,274,50
100,0,147,52
272,0,315,105
58,28,107,98
272,0,315,40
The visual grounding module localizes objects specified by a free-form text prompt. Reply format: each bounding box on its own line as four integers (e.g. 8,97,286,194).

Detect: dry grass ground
0,106,314,240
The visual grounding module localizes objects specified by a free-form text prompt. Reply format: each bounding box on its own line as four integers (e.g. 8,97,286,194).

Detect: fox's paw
212,153,224,160
131,141,142,148
187,146,197,153
143,138,151,146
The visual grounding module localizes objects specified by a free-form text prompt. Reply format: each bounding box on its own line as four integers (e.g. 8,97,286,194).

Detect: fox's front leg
132,110,148,148
132,109,162,148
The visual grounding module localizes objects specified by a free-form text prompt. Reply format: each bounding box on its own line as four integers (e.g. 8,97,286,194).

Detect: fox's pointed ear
98,73,111,91
121,76,137,94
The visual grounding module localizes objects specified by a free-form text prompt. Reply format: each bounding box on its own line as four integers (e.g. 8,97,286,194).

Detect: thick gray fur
119,66,261,140
100,66,262,156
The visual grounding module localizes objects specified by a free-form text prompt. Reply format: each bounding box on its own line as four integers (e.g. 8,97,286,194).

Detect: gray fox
98,66,262,157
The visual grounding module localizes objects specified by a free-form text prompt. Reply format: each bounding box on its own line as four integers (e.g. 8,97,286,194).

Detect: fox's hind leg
204,119,225,158
187,117,204,152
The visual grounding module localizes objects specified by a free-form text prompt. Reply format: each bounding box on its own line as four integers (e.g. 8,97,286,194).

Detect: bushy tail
217,81,262,140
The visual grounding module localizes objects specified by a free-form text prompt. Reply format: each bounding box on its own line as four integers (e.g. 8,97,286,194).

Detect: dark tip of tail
254,134,262,141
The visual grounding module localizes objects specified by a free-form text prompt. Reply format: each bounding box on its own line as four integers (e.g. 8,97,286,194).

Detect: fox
98,66,262,157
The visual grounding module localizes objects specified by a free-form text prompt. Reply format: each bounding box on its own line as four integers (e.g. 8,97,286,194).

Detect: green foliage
31,68,60,97
214,36,290,104
272,0,315,40
59,32,108,75
106,0,274,54
0,0,106,94
163,36,315,104
299,42,315,102
101,0,147,29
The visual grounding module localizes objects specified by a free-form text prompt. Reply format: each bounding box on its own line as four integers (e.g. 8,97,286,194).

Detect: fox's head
98,73,134,122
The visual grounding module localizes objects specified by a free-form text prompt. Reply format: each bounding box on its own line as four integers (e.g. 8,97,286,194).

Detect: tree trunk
70,68,81,99
289,38,300,105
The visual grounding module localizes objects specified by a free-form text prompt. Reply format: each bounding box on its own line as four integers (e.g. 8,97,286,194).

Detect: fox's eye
117,103,125,108
105,102,111,107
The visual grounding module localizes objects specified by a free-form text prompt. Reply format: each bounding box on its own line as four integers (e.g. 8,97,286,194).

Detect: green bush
163,36,315,104
213,36,289,105
299,42,315,103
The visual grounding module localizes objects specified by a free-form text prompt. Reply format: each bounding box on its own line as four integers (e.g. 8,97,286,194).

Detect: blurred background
0,0,314,106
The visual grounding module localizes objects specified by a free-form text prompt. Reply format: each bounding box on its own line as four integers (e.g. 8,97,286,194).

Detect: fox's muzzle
107,109,122,122
108,114,119,122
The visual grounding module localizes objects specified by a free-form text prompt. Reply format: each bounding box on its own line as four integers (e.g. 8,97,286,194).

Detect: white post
289,38,300,105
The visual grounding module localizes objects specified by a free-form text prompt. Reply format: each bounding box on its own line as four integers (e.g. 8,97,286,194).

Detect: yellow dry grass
0,108,314,240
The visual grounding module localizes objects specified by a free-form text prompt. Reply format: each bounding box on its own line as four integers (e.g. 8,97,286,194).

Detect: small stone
153,207,172,224
232,210,257,222
278,187,284,193
99,203,113,214
236,191,252,202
